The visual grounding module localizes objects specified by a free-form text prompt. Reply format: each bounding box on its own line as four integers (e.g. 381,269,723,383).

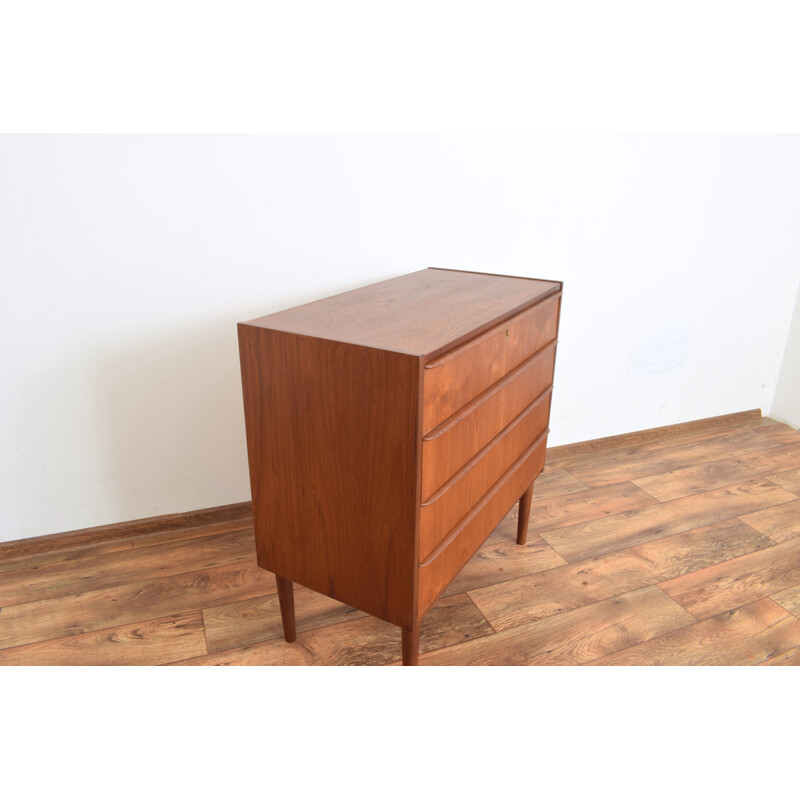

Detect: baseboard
0,501,253,561
0,408,767,562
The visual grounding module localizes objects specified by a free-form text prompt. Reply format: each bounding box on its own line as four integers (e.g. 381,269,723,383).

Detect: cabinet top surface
240,268,561,358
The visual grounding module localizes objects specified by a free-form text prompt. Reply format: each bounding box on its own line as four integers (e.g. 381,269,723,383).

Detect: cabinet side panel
238,325,418,628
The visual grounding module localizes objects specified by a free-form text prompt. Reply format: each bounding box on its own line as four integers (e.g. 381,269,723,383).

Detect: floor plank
540,479,796,562
659,538,800,621
0,562,276,651
626,518,776,579
759,646,800,665
172,637,316,666
0,612,206,666
771,585,800,618
546,440,665,473
468,551,663,632
528,468,590,500
302,593,493,666
0,539,135,575
588,598,800,666
738,499,800,543
5,413,800,666
565,429,781,489
419,586,693,666
544,409,761,469
0,529,256,608
129,518,253,550
631,443,800,502
755,421,800,445
202,586,367,653
767,467,800,496
527,481,659,534
442,532,566,597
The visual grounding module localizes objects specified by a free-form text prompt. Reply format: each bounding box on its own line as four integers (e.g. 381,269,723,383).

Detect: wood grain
423,295,559,432
419,586,693,666
766,467,800,495
130,518,253,550
526,481,659,535
441,532,566,597
771,585,800,618
540,479,797,562
421,344,555,499
5,411,800,666
0,501,252,560
0,612,206,666
0,562,276,650
631,443,800,502
626,518,775,579
0,529,256,607
738,499,800,542
468,551,664,632
589,598,800,666
755,420,800,445
0,539,134,575
302,593,493,666
528,468,589,500
759,646,800,665
202,586,366,653
565,429,781,489
419,416,549,560
418,437,547,612
659,537,800,620
544,409,762,465
245,267,561,359
239,325,419,628
172,638,317,666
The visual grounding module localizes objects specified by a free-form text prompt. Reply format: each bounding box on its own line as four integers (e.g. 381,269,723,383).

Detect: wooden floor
2,413,800,666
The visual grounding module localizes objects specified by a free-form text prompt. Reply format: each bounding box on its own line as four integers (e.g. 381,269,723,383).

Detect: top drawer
421,294,560,434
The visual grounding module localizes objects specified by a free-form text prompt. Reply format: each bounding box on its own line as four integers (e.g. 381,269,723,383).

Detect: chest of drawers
237,268,562,665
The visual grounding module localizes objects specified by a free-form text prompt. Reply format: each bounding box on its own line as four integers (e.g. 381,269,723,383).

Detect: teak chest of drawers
238,268,562,665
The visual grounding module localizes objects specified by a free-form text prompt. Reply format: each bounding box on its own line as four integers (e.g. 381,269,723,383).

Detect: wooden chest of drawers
238,268,562,665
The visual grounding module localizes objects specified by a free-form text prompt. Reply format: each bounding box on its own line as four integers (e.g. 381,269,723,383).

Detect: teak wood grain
3,411,800,665
243,268,560,359
421,295,560,432
419,398,551,560
238,326,419,629
238,268,562,664
421,343,556,500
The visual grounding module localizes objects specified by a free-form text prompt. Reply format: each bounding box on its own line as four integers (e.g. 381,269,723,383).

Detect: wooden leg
402,622,420,666
517,483,534,545
275,574,297,642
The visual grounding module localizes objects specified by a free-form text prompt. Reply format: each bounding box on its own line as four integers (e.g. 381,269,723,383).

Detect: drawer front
422,294,560,434
418,433,548,614
419,399,550,561
421,340,557,500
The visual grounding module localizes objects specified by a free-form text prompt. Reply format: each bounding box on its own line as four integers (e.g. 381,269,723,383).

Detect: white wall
772,285,800,428
2,135,799,542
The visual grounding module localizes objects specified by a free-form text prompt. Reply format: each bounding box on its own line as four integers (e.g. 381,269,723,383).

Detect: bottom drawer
417,431,548,615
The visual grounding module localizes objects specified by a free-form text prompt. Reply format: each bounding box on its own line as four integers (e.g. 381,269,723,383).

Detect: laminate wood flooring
2,413,799,666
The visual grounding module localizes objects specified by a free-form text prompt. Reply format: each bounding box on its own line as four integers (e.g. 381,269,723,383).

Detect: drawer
419,405,550,562
421,340,557,500
418,433,548,614
422,293,560,434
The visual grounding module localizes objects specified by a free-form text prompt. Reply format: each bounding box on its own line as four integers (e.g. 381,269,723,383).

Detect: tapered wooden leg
517,483,534,545
275,574,296,642
402,622,420,666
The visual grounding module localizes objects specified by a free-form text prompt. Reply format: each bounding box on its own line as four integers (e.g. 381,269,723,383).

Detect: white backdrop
773,285,800,427
2,134,799,542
